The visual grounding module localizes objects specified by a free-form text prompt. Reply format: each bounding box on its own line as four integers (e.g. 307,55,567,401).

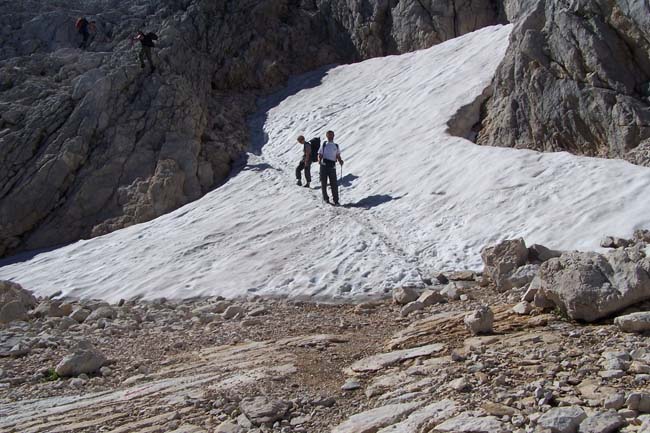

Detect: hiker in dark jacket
295,135,312,188
133,30,157,72
318,130,344,205
76,17,90,49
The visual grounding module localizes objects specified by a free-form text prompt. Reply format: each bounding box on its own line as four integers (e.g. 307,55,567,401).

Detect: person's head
326,130,334,141
297,135,305,144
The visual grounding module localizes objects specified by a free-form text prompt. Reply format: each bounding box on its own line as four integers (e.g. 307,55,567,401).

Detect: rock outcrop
0,0,504,258
477,0,650,163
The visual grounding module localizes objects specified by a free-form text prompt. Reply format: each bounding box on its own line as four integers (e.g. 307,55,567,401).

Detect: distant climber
132,30,158,72
76,17,90,49
295,136,312,187
318,130,344,205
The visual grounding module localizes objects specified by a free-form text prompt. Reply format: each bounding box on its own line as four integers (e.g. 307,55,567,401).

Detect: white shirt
319,141,340,161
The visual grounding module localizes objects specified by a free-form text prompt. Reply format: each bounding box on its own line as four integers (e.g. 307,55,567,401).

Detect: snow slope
2,24,650,302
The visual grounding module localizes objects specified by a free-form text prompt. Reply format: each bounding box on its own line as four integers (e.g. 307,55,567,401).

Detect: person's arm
304,149,310,165
336,147,343,165
318,146,323,164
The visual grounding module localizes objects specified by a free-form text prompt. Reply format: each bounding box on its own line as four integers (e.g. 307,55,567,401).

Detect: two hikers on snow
296,130,344,206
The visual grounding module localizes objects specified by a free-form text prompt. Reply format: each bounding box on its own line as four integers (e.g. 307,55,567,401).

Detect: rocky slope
4,245,650,432
477,0,650,163
0,0,503,258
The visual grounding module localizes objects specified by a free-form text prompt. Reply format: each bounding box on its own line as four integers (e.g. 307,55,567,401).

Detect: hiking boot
303,182,310,188
140,63,145,69
323,197,330,204
296,180,302,186
333,201,340,206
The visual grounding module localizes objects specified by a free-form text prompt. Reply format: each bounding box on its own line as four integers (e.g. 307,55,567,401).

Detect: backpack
147,32,158,41
309,137,320,163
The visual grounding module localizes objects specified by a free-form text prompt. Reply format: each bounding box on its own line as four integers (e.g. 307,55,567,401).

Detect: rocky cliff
0,0,503,257
477,0,650,162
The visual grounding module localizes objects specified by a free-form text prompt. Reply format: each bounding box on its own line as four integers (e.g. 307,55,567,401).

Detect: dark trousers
79,29,89,49
139,46,154,70
320,163,338,203
296,160,311,183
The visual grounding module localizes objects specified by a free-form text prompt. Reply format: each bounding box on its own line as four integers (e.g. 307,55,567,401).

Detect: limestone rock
614,312,650,333
512,301,533,315
85,306,116,322
417,289,445,306
464,306,493,335
33,300,65,318
537,406,587,433
239,396,289,426
481,238,529,291
400,301,423,317
0,301,28,323
0,280,37,310
69,308,91,323
477,0,650,168
529,244,563,263
351,343,445,372
601,236,632,249
537,248,650,322
331,401,423,433
392,287,419,305
55,347,107,377
434,412,507,433
578,411,624,433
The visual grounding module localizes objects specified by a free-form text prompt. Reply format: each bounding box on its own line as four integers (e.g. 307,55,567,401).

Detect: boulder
400,301,423,317
537,406,587,433
85,306,116,322
506,264,539,289
528,244,563,263
0,280,37,309
600,236,632,249
392,287,419,305
614,312,650,333
537,248,650,322
69,308,91,323
0,300,29,323
55,347,107,377
464,306,493,335
481,238,529,291
33,300,65,318
417,290,445,307
577,411,623,433
239,396,289,426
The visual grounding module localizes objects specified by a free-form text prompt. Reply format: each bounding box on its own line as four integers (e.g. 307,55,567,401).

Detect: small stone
614,312,650,333
599,370,625,379
626,392,650,412
69,308,91,323
100,366,113,377
392,287,419,305
603,394,625,410
85,306,116,322
512,301,533,315
448,377,471,392
223,306,244,320
440,284,461,300
400,301,424,317
464,306,493,335
417,290,444,306
341,379,361,391
239,396,289,426
248,306,269,317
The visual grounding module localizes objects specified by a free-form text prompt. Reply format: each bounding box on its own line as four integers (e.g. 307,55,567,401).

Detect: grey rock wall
477,0,650,161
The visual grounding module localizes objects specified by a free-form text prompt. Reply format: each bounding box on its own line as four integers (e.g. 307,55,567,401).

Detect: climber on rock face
76,17,90,49
132,30,158,73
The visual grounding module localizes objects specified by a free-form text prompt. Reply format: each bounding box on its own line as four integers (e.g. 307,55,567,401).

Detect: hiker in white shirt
295,135,311,187
318,130,344,205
